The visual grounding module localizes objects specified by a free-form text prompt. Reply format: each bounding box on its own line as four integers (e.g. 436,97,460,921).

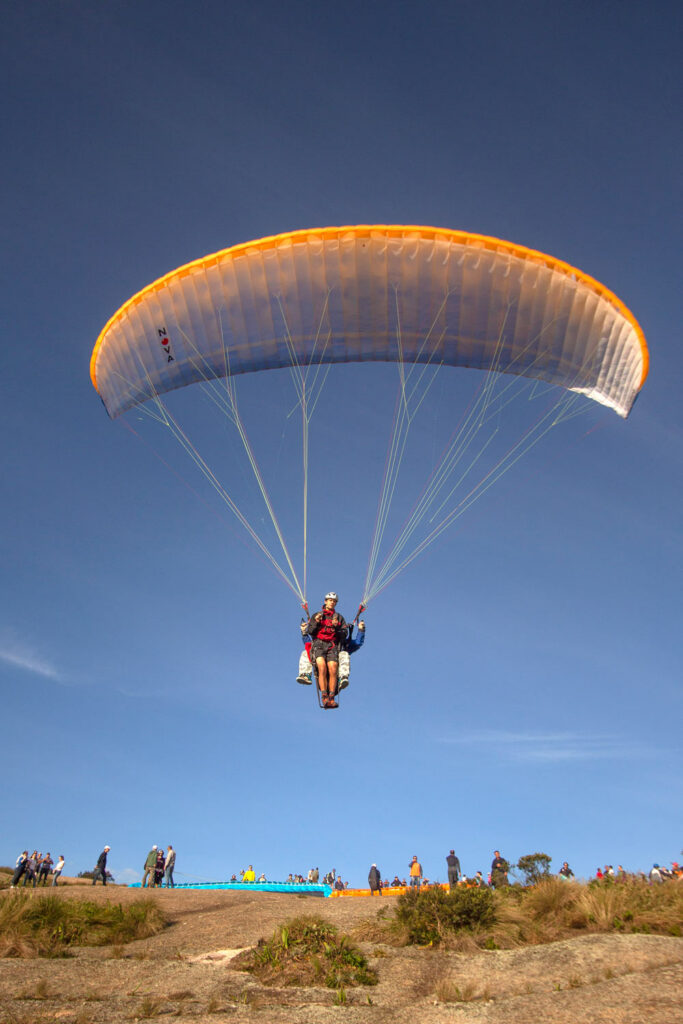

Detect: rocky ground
0,885,681,1023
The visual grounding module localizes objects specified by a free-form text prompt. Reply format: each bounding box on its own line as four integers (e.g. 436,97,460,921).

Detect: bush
577,877,683,935
395,877,683,949
0,894,165,957
233,915,378,989
395,886,496,945
516,853,552,886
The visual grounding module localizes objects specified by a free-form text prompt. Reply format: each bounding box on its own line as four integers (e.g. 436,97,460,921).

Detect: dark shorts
310,639,339,664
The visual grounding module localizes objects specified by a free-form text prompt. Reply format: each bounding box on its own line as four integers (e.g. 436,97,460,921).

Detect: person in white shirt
52,856,65,886
164,845,176,888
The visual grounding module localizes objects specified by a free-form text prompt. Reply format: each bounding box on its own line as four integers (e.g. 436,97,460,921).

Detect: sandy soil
0,885,681,1023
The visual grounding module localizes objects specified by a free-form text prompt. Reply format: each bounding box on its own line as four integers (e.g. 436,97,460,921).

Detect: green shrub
395,877,683,949
234,915,378,988
395,886,496,945
516,853,552,886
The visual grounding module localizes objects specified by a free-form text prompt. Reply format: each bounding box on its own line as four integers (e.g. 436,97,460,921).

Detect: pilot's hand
358,620,365,631
332,615,339,626
300,623,308,634
314,612,322,623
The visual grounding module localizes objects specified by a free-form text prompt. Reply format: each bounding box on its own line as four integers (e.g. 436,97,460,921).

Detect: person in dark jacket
446,849,461,890
490,850,508,888
22,851,38,888
10,851,28,888
92,846,110,885
305,592,348,709
37,853,53,885
154,848,165,886
368,863,382,895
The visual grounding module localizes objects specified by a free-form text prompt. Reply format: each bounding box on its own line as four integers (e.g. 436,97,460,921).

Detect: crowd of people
363,851,683,892
10,851,65,887
593,862,682,884
365,852,504,892
9,845,681,892
229,866,348,889
141,845,176,888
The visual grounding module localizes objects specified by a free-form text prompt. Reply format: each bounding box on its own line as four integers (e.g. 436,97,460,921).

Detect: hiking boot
296,673,312,684
338,676,349,690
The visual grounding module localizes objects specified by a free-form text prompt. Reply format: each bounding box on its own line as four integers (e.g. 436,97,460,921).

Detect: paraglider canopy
91,225,648,420
91,226,649,611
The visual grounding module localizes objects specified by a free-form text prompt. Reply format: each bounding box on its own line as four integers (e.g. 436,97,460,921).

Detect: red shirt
316,607,339,643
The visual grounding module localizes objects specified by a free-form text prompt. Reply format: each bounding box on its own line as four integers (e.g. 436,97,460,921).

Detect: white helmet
324,592,338,601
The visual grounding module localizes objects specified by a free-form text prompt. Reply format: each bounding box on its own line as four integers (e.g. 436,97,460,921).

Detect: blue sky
1,0,680,887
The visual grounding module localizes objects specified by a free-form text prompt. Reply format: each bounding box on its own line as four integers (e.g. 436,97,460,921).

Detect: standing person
154,848,165,887
164,845,176,888
446,850,461,890
37,852,53,885
409,855,423,888
490,851,509,888
142,845,158,887
305,593,348,709
22,851,38,888
52,855,65,886
559,861,574,881
368,863,382,895
92,846,110,885
311,866,319,883
10,851,28,888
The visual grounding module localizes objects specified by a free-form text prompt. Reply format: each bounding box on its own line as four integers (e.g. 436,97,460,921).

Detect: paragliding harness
301,602,365,710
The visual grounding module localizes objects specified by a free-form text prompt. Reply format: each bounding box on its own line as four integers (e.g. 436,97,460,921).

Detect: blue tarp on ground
128,881,332,896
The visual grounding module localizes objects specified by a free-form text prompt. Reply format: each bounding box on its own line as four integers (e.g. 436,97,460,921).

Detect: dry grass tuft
0,892,165,958
435,976,491,1003
350,912,405,946
131,994,163,1018
15,978,50,1000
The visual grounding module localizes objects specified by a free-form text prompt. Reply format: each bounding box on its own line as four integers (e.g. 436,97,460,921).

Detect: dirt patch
0,887,681,1023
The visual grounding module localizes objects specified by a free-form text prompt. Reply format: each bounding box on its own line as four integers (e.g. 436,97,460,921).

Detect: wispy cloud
0,632,62,681
438,730,654,762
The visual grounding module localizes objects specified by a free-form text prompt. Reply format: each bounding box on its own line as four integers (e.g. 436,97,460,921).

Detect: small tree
516,852,552,886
